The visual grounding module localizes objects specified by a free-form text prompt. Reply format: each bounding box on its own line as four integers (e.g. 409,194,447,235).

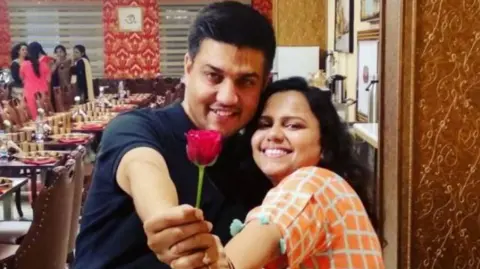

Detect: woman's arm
224,220,283,269
10,62,22,85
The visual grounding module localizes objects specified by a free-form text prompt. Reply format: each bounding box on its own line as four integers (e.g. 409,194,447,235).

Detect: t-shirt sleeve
97,110,166,181
244,167,330,269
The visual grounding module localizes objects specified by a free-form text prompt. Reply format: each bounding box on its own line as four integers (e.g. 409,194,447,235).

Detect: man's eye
206,72,222,83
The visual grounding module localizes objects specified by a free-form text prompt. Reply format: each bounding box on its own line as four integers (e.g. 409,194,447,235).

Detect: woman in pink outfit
20,42,51,119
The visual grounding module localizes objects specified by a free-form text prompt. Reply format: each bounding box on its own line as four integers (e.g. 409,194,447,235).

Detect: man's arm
116,147,178,220
115,146,218,267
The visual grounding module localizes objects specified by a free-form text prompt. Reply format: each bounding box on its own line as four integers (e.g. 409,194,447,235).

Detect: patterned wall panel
412,0,480,266
382,0,480,267
252,0,272,23
273,0,327,47
0,0,12,68
103,0,160,78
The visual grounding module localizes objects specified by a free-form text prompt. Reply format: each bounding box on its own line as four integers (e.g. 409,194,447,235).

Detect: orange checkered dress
245,166,384,269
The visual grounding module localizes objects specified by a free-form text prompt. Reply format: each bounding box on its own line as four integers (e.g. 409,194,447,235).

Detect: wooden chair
37,91,55,115
66,146,86,266
10,98,31,126
0,159,76,269
1,101,21,129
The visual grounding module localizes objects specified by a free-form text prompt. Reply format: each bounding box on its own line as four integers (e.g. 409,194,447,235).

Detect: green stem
195,165,205,208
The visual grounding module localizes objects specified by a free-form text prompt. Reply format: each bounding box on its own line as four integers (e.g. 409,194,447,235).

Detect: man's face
182,39,266,137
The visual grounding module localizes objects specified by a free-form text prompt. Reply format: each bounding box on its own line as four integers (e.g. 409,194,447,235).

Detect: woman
20,42,51,118
51,45,72,110
173,77,384,269
71,45,94,102
51,45,72,88
9,42,28,99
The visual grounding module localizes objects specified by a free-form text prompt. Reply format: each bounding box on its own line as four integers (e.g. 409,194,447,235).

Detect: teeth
264,149,289,157
213,110,234,117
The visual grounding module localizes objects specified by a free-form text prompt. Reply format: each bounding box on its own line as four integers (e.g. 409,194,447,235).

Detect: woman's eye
257,121,271,129
285,123,303,129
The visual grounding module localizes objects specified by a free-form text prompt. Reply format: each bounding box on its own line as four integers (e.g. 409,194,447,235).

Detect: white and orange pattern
246,167,384,269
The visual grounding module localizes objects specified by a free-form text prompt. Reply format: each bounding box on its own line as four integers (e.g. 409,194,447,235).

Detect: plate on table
49,133,91,144
18,150,62,165
74,120,107,130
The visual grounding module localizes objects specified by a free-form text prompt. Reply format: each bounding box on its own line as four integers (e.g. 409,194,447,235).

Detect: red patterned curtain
252,0,272,23
0,0,12,68
103,0,160,78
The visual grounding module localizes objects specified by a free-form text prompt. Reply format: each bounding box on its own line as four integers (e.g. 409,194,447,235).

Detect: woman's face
251,90,322,185
55,48,66,59
73,48,82,60
19,45,27,59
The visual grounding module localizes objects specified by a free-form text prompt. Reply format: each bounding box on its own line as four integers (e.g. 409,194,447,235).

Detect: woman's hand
170,234,232,269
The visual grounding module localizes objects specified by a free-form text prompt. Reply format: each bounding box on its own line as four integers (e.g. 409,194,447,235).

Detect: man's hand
144,204,216,266
170,234,230,269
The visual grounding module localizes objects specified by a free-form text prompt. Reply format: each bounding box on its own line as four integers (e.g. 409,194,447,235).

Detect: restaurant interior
0,0,479,268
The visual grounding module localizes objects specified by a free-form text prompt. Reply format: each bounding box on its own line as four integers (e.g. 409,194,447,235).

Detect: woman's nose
266,125,284,142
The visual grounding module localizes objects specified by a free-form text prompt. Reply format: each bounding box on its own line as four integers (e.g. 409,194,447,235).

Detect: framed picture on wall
117,6,143,32
361,0,380,22
356,29,380,122
334,0,354,53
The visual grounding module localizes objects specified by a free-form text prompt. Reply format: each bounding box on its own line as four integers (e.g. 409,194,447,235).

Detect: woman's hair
74,45,89,61
54,44,67,54
243,77,379,230
10,42,27,60
27,41,46,77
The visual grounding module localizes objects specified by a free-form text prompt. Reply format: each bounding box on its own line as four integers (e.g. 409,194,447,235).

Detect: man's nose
216,80,238,106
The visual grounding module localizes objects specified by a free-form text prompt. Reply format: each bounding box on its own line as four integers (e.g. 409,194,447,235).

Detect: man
74,2,276,268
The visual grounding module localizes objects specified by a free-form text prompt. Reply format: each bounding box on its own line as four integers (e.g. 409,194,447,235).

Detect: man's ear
184,53,193,77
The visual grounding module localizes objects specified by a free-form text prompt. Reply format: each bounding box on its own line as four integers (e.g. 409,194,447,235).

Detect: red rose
186,130,223,167
186,130,223,208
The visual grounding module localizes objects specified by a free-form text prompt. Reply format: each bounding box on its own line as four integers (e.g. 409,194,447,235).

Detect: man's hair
188,1,276,74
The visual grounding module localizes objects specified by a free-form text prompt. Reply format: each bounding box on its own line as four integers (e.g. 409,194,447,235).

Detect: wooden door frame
379,0,416,268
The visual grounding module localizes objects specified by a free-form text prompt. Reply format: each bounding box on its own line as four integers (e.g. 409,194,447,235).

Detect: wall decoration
104,0,160,78
356,29,379,122
360,0,380,22
0,0,11,68
117,6,143,32
334,0,353,53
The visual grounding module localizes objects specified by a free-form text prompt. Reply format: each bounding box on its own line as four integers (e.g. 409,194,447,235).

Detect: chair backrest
34,92,55,115
10,98,30,125
1,100,21,128
66,146,86,254
13,158,76,269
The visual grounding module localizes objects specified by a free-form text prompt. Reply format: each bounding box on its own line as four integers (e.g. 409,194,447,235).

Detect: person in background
9,42,28,99
71,45,94,102
51,45,72,110
20,42,51,118
51,45,72,89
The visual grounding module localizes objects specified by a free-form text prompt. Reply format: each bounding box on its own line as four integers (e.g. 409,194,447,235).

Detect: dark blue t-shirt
74,104,270,269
